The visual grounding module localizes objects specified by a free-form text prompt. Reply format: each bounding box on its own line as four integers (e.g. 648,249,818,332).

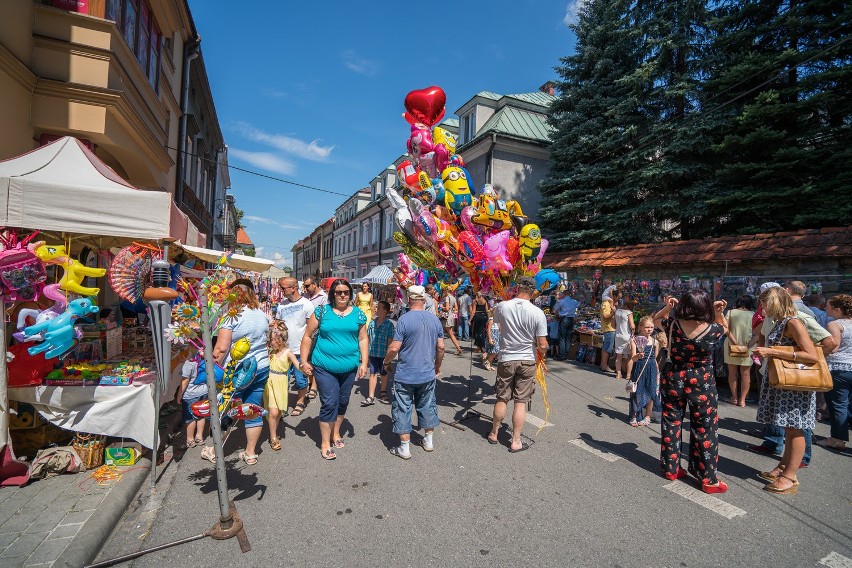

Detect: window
385,212,393,240
372,218,378,244
105,0,161,91
461,112,475,144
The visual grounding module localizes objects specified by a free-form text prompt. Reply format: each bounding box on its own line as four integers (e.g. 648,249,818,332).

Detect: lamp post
214,195,234,250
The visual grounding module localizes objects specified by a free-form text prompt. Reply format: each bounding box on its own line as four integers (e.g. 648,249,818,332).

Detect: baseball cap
759,282,781,293
407,285,426,300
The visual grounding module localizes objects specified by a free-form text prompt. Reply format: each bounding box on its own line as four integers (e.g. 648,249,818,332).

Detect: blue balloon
534,268,560,293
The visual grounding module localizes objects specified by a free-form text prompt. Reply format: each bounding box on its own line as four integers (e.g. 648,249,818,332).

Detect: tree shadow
187,464,267,502
367,413,398,449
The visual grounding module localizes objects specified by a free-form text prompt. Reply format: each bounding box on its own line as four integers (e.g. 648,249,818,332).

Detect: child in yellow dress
265,321,299,451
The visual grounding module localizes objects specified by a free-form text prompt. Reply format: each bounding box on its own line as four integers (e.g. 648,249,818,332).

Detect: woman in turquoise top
300,279,368,460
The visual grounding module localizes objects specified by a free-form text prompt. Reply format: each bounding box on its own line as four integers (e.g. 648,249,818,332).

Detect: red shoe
702,480,728,494
664,469,688,481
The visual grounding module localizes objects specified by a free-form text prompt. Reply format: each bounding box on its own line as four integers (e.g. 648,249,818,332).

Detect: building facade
294,218,333,281
0,0,234,247
455,83,555,222
332,188,371,281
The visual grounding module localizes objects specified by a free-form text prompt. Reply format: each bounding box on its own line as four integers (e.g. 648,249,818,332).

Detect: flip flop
508,442,530,453
487,437,499,445
333,438,345,449
321,448,337,461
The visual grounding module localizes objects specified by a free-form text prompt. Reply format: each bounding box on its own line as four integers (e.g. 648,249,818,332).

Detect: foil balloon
441,166,473,215
393,232,436,269
34,244,106,297
406,123,434,160
227,403,268,421
430,178,446,205
534,268,560,294
459,206,484,235
472,193,512,230
483,231,513,272
397,160,421,192
403,86,446,127
449,154,466,168
386,186,408,211
190,398,211,419
23,297,99,359
432,127,457,173
459,166,478,196
507,237,520,266
518,223,543,264
456,231,485,272
408,199,438,244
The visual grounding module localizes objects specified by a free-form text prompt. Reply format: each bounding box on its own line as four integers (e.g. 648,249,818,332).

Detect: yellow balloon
35,244,106,297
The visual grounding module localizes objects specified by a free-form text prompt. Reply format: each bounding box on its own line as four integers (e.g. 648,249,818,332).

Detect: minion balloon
440,166,473,216
518,223,543,264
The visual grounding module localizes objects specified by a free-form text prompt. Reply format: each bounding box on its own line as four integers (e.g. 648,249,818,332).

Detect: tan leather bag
728,343,749,357
768,346,833,392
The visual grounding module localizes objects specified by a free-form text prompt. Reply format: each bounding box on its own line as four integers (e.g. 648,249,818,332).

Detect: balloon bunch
387,86,559,298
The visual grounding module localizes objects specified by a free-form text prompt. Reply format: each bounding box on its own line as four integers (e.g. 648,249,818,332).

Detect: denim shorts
368,356,388,376
182,395,209,424
392,380,439,434
233,367,269,428
602,331,616,353
291,354,308,390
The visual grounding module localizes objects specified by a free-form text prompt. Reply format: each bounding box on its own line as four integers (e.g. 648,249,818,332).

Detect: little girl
175,347,209,449
484,309,500,372
625,316,661,427
265,321,300,451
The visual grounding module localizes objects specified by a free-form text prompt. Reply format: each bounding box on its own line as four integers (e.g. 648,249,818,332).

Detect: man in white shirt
457,290,472,340
487,277,548,453
302,276,328,307
275,277,315,416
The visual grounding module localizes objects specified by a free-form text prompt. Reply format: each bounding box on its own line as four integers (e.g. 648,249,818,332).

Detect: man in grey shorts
487,276,549,453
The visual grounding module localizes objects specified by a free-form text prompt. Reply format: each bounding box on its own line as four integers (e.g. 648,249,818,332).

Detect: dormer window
460,112,475,145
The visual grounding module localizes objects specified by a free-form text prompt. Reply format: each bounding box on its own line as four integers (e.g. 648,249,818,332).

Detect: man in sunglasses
300,276,327,399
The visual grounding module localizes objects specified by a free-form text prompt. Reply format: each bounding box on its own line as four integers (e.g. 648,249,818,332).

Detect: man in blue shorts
383,285,444,459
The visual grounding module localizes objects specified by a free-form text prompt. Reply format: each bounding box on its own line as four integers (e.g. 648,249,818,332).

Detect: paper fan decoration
109,243,158,303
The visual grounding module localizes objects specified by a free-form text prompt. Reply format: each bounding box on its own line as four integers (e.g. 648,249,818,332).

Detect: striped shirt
368,318,395,358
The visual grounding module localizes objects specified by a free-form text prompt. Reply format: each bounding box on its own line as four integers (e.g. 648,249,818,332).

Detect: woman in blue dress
626,316,660,426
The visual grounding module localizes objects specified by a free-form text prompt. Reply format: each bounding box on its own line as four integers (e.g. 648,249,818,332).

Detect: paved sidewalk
0,457,150,567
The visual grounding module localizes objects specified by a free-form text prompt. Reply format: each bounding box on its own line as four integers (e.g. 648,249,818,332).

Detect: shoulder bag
768,345,832,392
727,312,749,357
307,305,327,364
626,339,654,394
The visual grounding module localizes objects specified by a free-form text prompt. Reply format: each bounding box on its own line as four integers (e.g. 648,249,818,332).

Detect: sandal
291,402,306,416
321,448,337,460
763,475,798,494
361,397,376,406
185,439,196,449
200,445,216,463
333,438,345,449
757,464,785,482
306,389,318,400
194,436,204,445
270,437,282,451
239,451,258,466
379,391,390,405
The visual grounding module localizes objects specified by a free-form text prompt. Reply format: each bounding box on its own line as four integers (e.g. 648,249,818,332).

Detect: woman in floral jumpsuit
653,289,729,494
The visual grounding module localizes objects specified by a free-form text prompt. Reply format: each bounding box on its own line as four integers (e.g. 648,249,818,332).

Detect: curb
56,456,152,568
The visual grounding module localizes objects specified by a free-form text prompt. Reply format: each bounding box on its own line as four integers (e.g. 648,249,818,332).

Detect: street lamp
214,195,235,250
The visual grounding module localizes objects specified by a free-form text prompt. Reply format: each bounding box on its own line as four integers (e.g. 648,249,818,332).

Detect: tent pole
0,299,8,454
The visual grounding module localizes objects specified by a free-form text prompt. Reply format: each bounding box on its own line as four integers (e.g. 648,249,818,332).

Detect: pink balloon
483,231,513,272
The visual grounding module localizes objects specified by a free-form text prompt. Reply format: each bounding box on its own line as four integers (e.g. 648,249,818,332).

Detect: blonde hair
268,321,289,353
638,315,654,329
759,287,797,320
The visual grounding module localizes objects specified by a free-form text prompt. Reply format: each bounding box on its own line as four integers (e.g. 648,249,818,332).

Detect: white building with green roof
455,82,555,222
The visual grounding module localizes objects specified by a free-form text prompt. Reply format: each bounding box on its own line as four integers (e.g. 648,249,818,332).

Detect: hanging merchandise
0,230,46,303
108,242,160,303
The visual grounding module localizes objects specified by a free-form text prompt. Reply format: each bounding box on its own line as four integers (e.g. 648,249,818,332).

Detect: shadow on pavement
578,432,660,473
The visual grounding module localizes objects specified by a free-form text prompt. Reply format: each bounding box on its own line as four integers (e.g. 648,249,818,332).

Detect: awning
174,242,275,273
352,264,394,285
0,137,171,240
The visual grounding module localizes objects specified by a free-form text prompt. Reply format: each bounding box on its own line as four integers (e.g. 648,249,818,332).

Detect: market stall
0,137,177,463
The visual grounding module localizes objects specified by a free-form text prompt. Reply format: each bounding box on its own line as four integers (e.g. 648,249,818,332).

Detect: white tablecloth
9,382,165,449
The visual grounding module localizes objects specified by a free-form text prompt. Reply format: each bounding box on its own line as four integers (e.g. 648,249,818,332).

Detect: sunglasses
334,290,350,296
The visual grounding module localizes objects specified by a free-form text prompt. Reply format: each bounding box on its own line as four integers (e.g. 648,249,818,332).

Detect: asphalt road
99,343,852,568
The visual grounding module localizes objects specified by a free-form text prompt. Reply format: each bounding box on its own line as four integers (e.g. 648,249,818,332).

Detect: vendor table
8,378,177,450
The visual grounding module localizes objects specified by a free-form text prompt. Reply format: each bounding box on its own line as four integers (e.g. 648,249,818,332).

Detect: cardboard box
9,401,44,430
104,447,140,466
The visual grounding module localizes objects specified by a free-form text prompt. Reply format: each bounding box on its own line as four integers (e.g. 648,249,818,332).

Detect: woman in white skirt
614,298,636,379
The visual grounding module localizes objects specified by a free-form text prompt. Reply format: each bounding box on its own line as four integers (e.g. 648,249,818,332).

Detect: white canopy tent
352,264,394,285
174,242,275,273
0,137,172,240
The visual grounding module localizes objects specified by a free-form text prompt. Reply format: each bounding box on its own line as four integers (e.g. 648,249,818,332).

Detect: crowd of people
174,274,850,495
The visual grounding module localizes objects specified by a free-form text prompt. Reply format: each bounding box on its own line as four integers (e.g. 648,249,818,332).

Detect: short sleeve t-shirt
458,294,472,317
275,297,314,355
393,310,444,384
181,359,206,400
311,305,367,374
222,307,270,371
493,299,548,363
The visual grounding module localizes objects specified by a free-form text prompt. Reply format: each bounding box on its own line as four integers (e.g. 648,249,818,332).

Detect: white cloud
341,50,380,77
260,87,288,99
243,215,305,230
235,123,333,162
229,148,296,175
564,0,589,25
255,250,291,268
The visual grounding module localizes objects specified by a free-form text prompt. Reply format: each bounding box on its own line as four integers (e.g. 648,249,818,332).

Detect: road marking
568,439,620,462
524,413,553,428
663,482,746,519
820,552,852,568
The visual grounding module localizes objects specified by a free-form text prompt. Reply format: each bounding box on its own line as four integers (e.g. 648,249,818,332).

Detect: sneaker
420,438,434,452
629,418,639,427
389,446,411,460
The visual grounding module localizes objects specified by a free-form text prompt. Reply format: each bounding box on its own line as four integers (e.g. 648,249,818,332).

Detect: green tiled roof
505,92,557,106
440,118,459,128
474,91,502,100
473,106,552,144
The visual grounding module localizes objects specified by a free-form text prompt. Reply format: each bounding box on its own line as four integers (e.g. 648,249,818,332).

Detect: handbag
307,304,327,363
626,338,654,394
768,345,833,392
728,343,749,357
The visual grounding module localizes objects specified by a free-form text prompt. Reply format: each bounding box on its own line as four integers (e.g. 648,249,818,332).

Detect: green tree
539,0,649,249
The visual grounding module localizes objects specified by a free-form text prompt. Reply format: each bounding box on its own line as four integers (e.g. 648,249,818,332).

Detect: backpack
0,233,46,303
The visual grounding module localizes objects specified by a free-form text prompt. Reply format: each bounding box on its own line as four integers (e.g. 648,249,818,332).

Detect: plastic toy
23,297,99,359
34,244,106,297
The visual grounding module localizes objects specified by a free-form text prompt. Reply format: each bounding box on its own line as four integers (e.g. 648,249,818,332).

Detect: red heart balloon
404,86,446,127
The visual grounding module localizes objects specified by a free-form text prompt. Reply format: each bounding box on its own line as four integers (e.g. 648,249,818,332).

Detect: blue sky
188,0,581,267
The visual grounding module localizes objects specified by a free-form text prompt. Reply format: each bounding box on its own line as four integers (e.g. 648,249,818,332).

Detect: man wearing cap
487,277,548,453
384,285,445,459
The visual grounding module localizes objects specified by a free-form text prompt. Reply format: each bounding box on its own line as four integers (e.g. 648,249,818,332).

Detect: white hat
407,285,426,300
760,282,781,293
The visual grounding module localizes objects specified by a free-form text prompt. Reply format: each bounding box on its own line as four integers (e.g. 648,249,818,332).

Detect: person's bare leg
294,387,307,410
615,353,624,379
738,366,751,406
767,428,803,490
185,420,196,446
600,350,610,372
379,373,389,396
489,400,507,442
319,421,333,454
367,373,378,399
332,415,345,442
267,407,281,441
244,425,261,457
510,401,526,450
727,364,739,402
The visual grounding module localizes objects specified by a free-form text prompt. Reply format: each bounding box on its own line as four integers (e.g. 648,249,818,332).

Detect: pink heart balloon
404,86,447,127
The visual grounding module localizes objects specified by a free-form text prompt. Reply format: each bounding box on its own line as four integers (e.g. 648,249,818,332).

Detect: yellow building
0,0,225,241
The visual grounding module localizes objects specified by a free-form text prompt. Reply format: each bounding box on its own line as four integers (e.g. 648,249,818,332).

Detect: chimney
539,81,556,96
